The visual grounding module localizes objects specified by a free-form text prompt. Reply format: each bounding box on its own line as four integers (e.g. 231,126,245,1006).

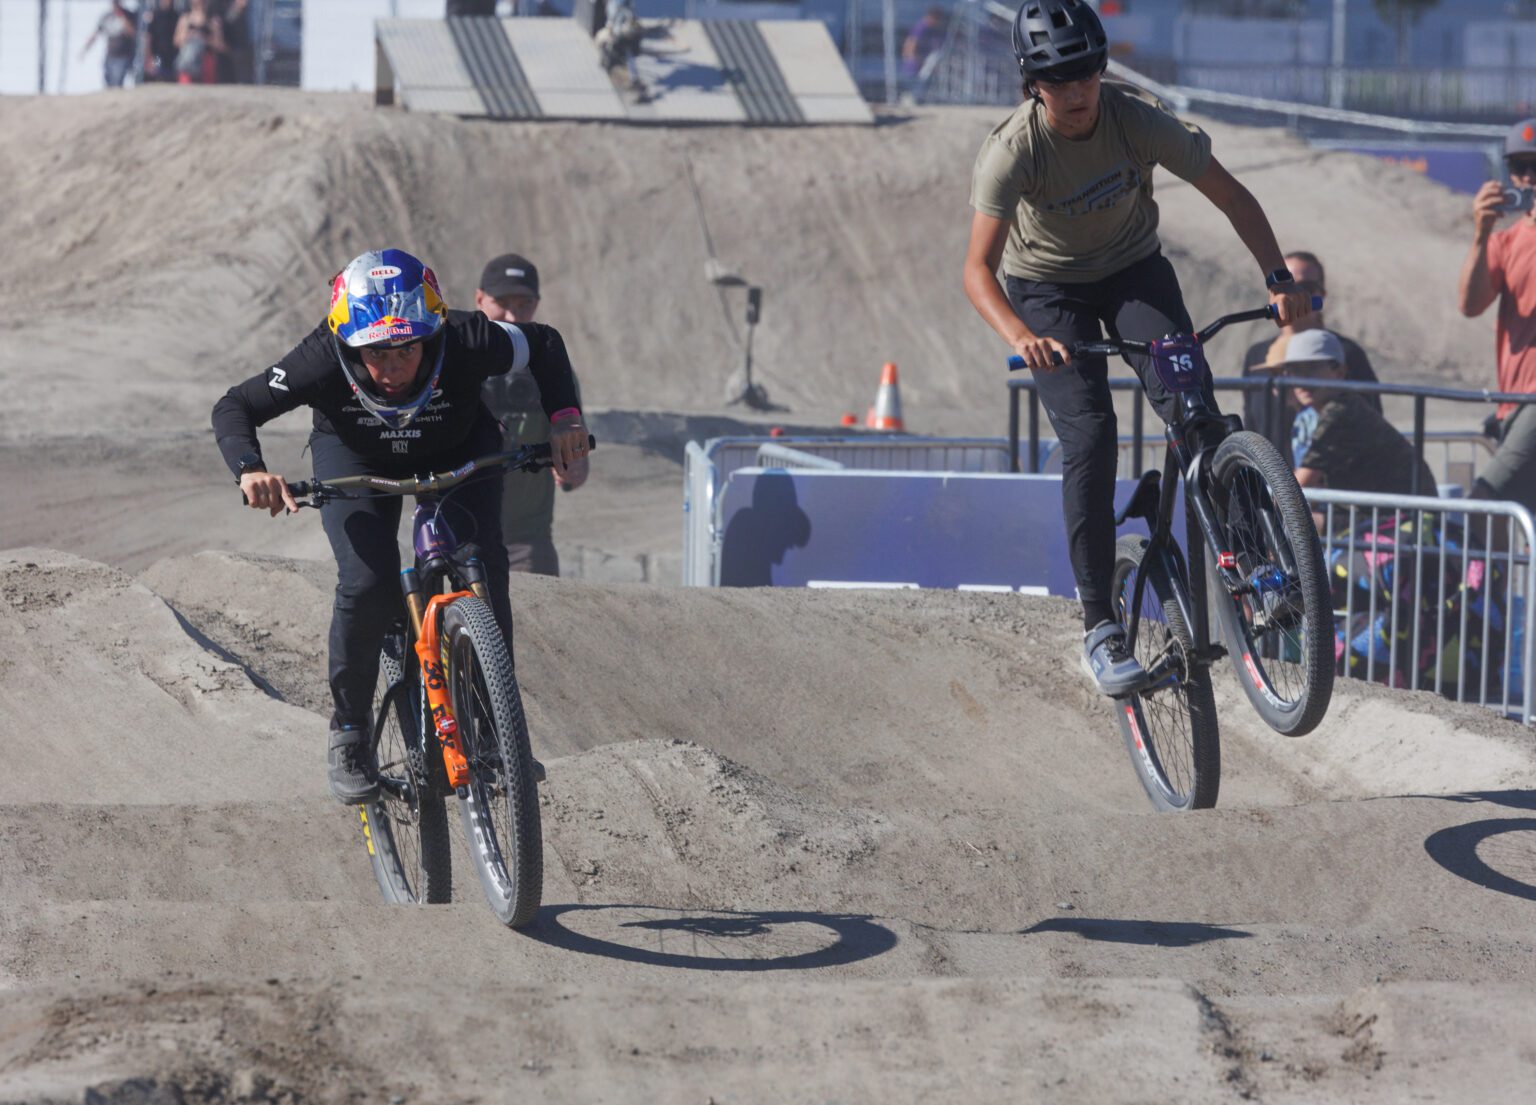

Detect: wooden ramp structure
376,17,873,126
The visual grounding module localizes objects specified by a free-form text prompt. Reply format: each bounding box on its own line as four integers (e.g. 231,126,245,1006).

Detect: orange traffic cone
866,362,904,431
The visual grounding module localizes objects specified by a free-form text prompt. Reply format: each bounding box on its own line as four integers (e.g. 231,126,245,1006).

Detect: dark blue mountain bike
1011,301,1333,811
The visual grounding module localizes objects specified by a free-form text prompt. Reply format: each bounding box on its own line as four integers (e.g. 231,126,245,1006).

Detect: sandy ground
2,88,1534,1102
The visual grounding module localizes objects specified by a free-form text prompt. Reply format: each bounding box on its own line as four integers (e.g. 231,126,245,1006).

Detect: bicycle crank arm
376,775,414,802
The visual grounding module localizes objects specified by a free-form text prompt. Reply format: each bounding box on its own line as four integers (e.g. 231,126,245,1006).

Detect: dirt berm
2,547,1534,1102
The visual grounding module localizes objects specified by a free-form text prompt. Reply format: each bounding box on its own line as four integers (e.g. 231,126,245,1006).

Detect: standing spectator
80,1,139,89
477,254,588,577
1282,330,1435,531
174,0,225,85
1459,118,1536,517
901,6,948,81
1240,250,1381,451
213,0,253,83
143,0,182,83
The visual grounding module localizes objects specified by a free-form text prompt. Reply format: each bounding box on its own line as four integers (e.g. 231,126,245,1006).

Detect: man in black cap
1458,118,1536,519
478,253,588,576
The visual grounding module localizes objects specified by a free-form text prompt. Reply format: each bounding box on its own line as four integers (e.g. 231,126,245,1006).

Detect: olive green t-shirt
483,365,582,544
970,84,1213,283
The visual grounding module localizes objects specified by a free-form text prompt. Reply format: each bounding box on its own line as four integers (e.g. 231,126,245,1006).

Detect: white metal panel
502,17,627,120
790,95,879,125
754,20,862,98
755,20,873,125
377,19,488,115
632,21,746,123
406,88,491,115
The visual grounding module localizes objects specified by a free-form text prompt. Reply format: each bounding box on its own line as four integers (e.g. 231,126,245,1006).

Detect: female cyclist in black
213,249,588,801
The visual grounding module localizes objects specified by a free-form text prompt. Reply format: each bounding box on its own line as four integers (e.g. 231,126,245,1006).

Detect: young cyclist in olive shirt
962,0,1313,697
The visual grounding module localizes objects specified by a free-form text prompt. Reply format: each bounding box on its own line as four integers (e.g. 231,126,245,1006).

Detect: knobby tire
363,636,452,904
1209,431,1334,737
1112,535,1221,811
444,596,543,928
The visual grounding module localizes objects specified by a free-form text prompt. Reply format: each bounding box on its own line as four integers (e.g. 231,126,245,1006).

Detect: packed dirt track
3,86,1535,1101
3,548,1535,1102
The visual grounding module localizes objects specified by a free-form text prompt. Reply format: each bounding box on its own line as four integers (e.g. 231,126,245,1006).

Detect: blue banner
717,471,1182,594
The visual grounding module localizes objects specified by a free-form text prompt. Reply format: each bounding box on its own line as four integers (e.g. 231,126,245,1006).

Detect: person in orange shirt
1459,117,1536,515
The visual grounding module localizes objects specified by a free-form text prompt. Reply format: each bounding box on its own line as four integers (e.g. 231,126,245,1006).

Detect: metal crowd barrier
1033,429,1496,489
1307,489,1534,724
1008,374,1535,496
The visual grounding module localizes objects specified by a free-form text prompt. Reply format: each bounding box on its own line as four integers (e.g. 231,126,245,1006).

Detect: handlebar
1006,296,1325,372
248,436,596,508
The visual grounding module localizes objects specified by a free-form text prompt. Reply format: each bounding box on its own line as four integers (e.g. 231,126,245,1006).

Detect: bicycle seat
1115,470,1162,527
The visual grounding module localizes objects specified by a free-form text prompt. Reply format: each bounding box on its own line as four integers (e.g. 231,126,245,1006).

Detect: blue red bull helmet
327,249,448,430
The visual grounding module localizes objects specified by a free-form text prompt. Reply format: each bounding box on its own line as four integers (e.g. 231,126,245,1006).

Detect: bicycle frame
1007,299,1322,686
284,439,591,798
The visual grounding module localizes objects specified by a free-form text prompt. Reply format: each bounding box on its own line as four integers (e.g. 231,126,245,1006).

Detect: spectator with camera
1459,118,1536,517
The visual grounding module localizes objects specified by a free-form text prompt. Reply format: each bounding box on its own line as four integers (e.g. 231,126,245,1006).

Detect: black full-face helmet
1012,0,1109,84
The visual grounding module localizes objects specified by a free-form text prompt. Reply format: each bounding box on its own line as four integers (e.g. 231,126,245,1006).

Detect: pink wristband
551,407,582,425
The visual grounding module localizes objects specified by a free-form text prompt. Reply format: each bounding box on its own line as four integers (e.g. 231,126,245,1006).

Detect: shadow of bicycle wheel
1424,818,1536,902
525,903,898,972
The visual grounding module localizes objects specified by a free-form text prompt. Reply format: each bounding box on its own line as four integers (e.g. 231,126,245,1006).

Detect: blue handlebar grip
1007,354,1026,371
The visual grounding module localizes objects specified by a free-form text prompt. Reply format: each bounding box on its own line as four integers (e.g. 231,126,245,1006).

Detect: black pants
311,415,512,729
1006,251,1212,629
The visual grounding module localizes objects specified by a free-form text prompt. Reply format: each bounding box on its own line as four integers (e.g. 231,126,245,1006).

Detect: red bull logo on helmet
326,248,446,346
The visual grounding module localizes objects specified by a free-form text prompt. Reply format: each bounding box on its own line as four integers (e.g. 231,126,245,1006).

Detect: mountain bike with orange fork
287,438,592,928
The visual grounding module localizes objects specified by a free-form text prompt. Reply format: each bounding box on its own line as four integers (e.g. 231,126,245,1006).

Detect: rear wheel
1111,536,1221,811
444,596,543,928
362,634,452,904
1209,431,1334,736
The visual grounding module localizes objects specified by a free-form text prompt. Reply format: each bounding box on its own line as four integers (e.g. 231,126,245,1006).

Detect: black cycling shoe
327,725,381,805
1080,620,1149,697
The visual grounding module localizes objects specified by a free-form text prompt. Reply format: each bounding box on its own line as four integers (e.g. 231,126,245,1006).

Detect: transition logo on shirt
1044,163,1142,217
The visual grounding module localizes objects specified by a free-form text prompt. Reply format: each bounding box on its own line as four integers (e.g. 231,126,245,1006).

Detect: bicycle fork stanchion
413,592,473,790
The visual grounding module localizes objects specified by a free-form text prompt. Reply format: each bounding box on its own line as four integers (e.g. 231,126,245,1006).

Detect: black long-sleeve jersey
212,310,580,476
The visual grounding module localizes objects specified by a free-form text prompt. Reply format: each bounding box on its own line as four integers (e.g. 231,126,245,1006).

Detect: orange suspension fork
414,592,473,789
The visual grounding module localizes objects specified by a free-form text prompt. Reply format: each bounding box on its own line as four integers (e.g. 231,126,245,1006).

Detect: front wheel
1209,431,1334,736
1111,536,1221,811
362,637,452,904
443,596,543,929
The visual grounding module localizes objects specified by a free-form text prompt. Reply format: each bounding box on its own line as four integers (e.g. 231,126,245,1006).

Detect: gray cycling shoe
327,725,381,805
1080,620,1149,698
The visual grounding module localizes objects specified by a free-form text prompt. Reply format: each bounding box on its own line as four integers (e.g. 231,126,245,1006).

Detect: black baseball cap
479,253,539,298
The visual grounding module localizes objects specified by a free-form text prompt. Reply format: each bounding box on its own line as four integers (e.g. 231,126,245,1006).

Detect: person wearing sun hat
1458,117,1536,517
1282,329,1435,531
